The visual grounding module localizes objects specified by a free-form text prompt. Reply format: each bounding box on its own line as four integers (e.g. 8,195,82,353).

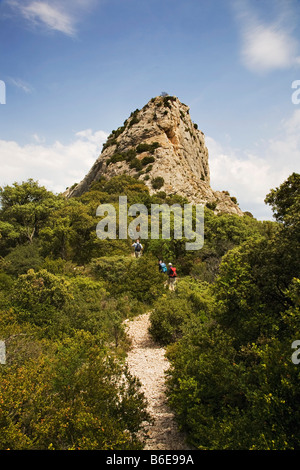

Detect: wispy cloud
233,0,300,73
21,1,75,36
5,0,98,36
8,77,33,94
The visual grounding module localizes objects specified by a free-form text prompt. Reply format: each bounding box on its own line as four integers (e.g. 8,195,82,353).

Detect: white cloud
233,0,300,73
5,0,98,36
242,24,300,72
21,1,75,36
206,110,300,219
0,129,108,194
267,109,300,175
207,138,273,219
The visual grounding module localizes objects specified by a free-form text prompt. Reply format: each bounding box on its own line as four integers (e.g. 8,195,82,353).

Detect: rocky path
125,312,192,450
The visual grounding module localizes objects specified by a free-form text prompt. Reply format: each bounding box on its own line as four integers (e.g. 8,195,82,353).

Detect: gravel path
125,312,192,450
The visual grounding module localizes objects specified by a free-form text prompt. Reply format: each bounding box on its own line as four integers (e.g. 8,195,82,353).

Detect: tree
0,180,63,249
4,241,43,275
265,172,300,227
163,174,300,449
39,198,106,263
12,269,73,329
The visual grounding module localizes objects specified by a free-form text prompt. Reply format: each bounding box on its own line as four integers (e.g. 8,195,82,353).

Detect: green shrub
4,241,44,276
136,142,160,154
12,269,73,328
129,158,143,171
90,255,133,286
107,149,138,166
107,153,126,165
128,153,155,171
206,200,217,211
128,109,140,127
64,276,138,345
111,125,126,139
91,254,164,304
151,177,164,190
102,125,127,150
125,255,165,303
163,96,177,108
102,137,117,150
101,175,146,194
164,177,300,449
142,155,155,166
0,331,150,449
149,278,212,345
149,295,193,345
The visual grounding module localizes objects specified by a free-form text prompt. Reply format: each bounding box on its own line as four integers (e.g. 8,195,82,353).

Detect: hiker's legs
168,277,176,291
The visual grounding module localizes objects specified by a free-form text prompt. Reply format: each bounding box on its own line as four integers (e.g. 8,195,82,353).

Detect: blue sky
0,0,300,219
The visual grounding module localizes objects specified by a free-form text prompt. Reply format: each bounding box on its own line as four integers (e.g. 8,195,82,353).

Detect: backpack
135,242,142,252
161,262,167,273
169,267,177,277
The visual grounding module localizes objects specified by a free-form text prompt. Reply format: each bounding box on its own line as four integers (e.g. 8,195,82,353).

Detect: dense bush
151,176,164,189
11,268,72,330
91,254,164,304
0,173,299,450
108,145,157,171
0,331,150,449
164,174,300,449
149,278,212,345
4,241,44,275
163,95,177,108
136,142,160,154
128,109,140,127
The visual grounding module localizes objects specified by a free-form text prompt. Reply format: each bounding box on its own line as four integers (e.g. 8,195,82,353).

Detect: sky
0,0,300,220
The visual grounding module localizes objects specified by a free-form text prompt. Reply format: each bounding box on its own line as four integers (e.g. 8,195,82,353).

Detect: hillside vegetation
0,172,299,449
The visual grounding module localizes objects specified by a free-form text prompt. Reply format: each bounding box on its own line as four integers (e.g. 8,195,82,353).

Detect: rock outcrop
66,95,243,216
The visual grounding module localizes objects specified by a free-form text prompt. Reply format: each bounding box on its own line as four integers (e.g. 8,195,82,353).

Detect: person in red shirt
167,263,177,291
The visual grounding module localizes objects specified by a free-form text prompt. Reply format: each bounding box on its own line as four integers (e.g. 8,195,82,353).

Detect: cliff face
66,95,243,216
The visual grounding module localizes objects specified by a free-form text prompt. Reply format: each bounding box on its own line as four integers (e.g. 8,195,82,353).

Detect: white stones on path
125,312,192,450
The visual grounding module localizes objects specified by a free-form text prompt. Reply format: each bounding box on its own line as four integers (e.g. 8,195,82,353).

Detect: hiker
158,260,167,273
167,262,177,291
132,239,143,258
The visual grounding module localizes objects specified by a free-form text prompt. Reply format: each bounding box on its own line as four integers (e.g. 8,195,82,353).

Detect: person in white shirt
132,239,143,258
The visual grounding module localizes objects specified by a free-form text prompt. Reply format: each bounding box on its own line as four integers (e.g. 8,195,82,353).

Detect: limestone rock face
66,95,243,216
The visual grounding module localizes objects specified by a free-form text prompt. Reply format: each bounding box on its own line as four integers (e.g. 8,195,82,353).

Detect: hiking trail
125,312,192,450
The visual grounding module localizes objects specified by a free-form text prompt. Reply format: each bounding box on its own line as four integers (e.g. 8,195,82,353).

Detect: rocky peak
66,95,243,216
